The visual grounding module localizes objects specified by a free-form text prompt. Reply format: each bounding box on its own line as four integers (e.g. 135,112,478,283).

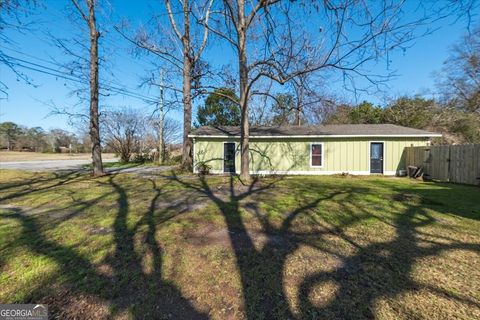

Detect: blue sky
0,1,474,132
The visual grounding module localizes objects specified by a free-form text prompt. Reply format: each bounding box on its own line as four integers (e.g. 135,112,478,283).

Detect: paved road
0,158,118,171
0,159,175,176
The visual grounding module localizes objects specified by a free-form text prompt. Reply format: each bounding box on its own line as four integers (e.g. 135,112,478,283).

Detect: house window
311,144,323,167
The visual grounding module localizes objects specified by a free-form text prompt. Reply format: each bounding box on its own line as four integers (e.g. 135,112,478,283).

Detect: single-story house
189,124,442,175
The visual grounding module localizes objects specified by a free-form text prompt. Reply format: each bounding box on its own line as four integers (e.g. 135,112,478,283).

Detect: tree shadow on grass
2,171,479,319
373,179,480,221
0,170,85,202
2,173,208,319
298,204,480,319
170,173,480,319
170,173,353,319
0,170,80,191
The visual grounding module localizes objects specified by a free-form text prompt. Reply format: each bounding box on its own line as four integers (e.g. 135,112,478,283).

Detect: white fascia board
207,170,397,176
188,134,442,138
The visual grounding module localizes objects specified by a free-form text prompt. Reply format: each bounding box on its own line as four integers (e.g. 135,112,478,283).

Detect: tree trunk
88,0,104,176
296,85,303,126
181,1,193,170
158,69,164,164
181,59,193,169
296,102,302,125
237,0,251,182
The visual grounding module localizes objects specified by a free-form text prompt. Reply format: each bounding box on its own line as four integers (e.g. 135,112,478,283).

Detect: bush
132,152,153,164
195,162,211,175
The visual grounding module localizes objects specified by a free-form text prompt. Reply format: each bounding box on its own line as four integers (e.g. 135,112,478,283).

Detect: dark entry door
224,143,236,173
370,142,384,174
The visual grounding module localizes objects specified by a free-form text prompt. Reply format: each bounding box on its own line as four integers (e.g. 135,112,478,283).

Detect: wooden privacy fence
405,144,480,186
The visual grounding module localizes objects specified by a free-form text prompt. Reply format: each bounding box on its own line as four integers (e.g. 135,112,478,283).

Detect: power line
8,59,158,103
0,45,63,68
1,50,151,99
2,52,162,104
4,54,86,80
0,39,179,99
0,39,168,90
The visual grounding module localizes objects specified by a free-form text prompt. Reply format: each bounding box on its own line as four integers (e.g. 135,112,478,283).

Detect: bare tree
166,0,212,169
289,73,333,126
117,0,214,170
103,108,144,163
70,0,104,175
255,74,334,126
146,117,182,162
212,0,478,181
437,25,480,113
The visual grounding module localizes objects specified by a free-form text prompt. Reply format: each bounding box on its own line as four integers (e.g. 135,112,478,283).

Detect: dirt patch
88,227,112,235
154,191,209,213
42,290,115,320
391,193,440,206
185,223,293,250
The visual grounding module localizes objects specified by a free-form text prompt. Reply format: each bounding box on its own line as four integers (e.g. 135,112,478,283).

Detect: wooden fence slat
475,144,480,185
405,144,479,186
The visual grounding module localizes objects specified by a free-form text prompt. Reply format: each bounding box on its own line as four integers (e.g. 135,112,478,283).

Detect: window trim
310,142,324,168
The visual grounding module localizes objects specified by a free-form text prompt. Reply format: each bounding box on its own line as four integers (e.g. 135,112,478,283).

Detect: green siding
193,137,429,174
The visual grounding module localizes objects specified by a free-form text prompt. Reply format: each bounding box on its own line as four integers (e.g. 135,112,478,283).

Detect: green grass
82,161,152,169
0,170,479,319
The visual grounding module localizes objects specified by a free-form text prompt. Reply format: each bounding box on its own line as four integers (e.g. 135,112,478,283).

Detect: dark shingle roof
189,124,441,137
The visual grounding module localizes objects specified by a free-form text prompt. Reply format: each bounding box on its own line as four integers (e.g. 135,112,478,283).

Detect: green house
189,124,441,175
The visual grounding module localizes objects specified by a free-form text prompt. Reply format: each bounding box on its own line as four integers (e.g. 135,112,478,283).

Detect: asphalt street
0,158,118,171
0,159,175,176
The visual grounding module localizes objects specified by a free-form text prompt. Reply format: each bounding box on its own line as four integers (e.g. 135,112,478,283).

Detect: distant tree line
324,98,480,144
0,113,182,162
0,122,90,153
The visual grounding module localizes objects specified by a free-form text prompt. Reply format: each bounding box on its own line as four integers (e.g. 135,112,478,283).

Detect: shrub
132,152,153,164
195,162,211,175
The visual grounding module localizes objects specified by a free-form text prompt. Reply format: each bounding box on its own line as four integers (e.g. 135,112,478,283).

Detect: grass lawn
0,170,479,319
82,161,143,170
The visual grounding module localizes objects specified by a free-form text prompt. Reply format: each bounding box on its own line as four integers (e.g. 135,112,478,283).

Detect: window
311,144,323,167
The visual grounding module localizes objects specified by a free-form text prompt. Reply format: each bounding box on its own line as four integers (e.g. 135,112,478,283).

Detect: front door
370,142,384,174
223,143,236,173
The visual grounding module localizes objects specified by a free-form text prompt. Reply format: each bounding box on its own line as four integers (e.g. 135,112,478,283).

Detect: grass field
0,170,479,319
0,151,117,162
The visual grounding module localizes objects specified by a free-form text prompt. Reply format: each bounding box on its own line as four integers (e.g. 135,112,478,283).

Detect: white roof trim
188,133,442,138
